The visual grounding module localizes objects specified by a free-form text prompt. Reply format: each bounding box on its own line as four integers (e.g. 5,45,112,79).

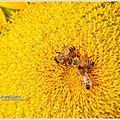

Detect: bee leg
56,52,61,54
77,53,81,58
63,44,66,49
80,81,83,87
76,70,80,76
76,49,81,57
68,58,72,65
72,49,80,58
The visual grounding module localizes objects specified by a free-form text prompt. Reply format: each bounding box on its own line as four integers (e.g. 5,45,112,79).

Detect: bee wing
80,74,86,86
87,78,92,85
84,72,92,85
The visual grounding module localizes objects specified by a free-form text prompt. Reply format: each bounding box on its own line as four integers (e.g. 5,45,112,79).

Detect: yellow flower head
0,2,120,118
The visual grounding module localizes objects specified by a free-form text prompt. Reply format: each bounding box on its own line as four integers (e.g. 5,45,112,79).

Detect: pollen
0,2,120,118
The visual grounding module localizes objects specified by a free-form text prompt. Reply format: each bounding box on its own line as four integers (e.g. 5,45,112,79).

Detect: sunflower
0,2,120,118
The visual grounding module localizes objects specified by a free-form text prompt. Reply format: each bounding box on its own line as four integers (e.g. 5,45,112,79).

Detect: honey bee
69,57,94,68
78,66,92,90
54,46,76,64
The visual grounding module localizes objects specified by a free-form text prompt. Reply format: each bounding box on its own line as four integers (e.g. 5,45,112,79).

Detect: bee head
69,46,75,53
54,54,64,63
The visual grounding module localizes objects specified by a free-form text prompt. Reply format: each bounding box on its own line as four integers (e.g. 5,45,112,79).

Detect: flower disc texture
0,2,120,118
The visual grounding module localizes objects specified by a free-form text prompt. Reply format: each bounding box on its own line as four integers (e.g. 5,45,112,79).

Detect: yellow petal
0,7,7,24
0,2,28,9
117,2,120,9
